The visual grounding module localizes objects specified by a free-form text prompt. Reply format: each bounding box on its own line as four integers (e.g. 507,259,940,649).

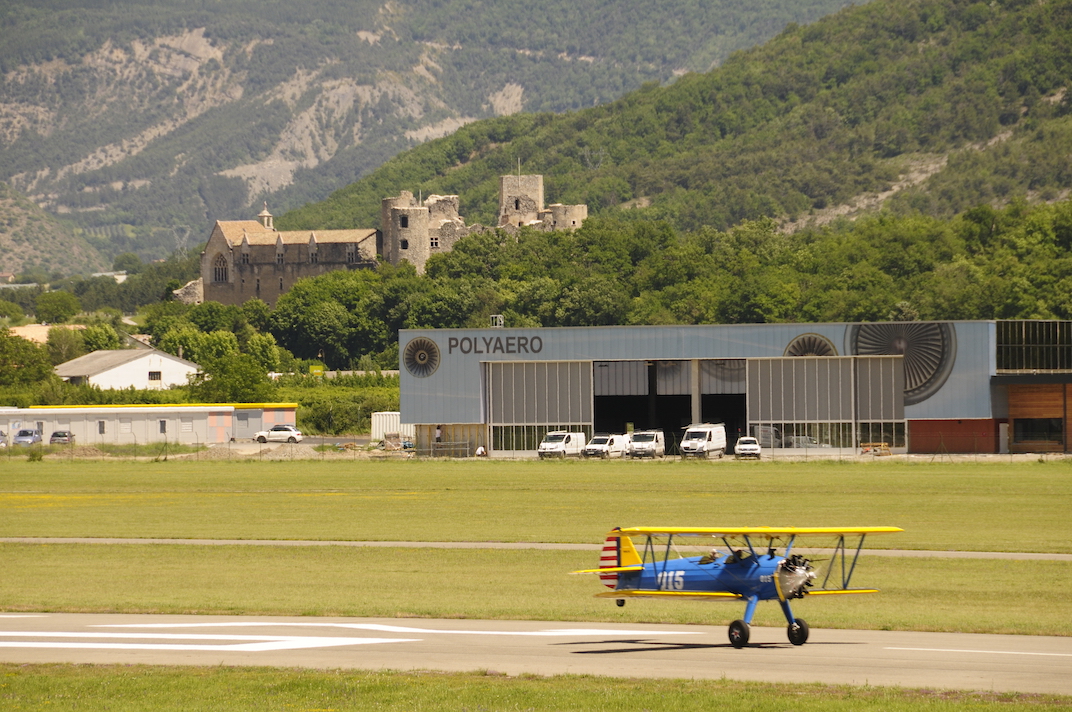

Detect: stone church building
196,176,586,307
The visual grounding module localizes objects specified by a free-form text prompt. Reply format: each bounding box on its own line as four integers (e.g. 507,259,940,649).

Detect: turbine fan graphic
784,333,838,357
403,337,441,378
849,322,956,405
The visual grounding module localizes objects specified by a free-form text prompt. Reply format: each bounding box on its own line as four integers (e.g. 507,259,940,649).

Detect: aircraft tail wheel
616,599,625,607
728,620,750,648
788,618,809,645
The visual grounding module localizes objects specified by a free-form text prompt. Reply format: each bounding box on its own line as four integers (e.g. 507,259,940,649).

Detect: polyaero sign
448,335,544,355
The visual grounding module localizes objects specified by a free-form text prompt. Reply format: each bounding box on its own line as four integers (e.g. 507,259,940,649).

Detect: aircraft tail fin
599,532,620,588
618,533,642,567
599,528,643,588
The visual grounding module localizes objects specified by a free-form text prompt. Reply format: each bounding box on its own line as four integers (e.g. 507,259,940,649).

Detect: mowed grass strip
5,665,1067,711
2,459,1071,552
1,544,1068,636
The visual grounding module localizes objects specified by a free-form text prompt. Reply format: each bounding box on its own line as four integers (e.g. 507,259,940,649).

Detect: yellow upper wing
607,526,902,539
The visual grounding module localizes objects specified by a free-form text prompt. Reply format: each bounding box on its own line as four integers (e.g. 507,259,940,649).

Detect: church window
213,254,229,282
430,235,439,248
276,250,284,264
347,249,357,263
310,250,318,264
241,252,249,264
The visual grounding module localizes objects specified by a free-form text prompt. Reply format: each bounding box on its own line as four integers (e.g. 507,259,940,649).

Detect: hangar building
398,320,1072,456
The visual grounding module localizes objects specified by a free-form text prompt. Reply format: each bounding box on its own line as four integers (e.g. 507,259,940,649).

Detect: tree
188,353,276,403
82,324,122,351
35,291,81,323
0,328,53,386
0,299,25,322
46,326,86,365
112,252,143,274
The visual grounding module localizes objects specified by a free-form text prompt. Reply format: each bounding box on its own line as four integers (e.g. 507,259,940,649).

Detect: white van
628,430,665,458
537,431,587,458
584,433,630,459
752,425,783,448
680,423,727,459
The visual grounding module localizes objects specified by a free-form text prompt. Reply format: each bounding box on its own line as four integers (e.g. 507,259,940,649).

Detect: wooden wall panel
1008,384,1064,419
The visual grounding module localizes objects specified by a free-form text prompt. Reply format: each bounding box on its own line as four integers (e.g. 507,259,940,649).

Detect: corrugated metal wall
593,361,647,396
701,360,747,394
487,361,592,425
747,356,903,422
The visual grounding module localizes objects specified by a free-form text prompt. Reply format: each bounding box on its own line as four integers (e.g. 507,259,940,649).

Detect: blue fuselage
618,553,785,600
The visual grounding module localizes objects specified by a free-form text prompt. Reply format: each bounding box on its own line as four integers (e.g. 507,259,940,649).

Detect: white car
734,436,761,459
255,424,304,443
584,433,630,459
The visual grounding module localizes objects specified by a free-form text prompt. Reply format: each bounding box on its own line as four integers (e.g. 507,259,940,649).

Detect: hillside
0,182,108,277
0,0,854,266
280,0,1072,234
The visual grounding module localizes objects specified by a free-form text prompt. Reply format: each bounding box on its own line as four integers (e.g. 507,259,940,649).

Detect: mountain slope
0,0,854,263
279,0,1072,234
0,182,108,277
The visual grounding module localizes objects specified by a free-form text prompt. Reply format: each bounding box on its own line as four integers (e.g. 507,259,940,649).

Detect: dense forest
15,197,1060,372
0,0,852,270
281,0,1072,235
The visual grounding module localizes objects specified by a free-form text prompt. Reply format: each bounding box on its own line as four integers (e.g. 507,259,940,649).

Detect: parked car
0,430,6,447
785,435,830,448
734,436,762,459
628,430,666,458
254,424,304,443
584,433,630,459
680,423,727,459
49,430,74,445
537,431,586,458
752,425,782,448
13,428,42,446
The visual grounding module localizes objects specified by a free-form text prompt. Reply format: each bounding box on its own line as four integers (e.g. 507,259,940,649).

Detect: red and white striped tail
599,535,619,589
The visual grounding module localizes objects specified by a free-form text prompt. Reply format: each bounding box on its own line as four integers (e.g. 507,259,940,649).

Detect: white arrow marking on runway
886,647,1072,657
0,632,416,651
98,622,701,636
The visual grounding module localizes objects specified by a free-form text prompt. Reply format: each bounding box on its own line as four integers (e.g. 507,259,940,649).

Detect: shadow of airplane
557,638,862,654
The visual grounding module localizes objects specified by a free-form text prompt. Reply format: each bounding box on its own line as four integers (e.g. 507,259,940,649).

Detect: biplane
575,526,902,647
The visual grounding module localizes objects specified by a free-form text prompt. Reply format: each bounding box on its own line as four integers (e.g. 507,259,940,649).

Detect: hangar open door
593,360,746,455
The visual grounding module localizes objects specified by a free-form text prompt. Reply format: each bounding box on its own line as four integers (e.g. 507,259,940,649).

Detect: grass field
2,458,1071,552
1,544,1068,636
5,665,1068,712
2,457,1071,708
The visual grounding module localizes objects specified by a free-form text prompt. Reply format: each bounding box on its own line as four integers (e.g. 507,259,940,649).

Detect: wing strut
819,534,868,590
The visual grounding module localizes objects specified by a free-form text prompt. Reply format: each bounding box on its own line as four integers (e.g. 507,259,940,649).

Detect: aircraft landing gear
787,618,809,645
616,599,625,607
728,619,750,648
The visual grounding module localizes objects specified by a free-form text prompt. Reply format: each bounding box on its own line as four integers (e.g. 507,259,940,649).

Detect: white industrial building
54,350,200,390
1,403,298,446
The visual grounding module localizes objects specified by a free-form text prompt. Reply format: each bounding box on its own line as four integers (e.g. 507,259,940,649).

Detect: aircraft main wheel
257,436,267,443
788,618,809,646
616,599,625,607
728,620,750,648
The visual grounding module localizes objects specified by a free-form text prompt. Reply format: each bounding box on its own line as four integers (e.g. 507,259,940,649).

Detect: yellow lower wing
572,565,643,575
805,589,880,595
595,590,743,601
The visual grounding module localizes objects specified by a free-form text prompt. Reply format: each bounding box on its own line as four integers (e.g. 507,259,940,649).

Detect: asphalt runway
1,612,1069,695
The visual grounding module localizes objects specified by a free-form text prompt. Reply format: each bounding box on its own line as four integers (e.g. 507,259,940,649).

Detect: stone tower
381,191,467,274
498,175,545,228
